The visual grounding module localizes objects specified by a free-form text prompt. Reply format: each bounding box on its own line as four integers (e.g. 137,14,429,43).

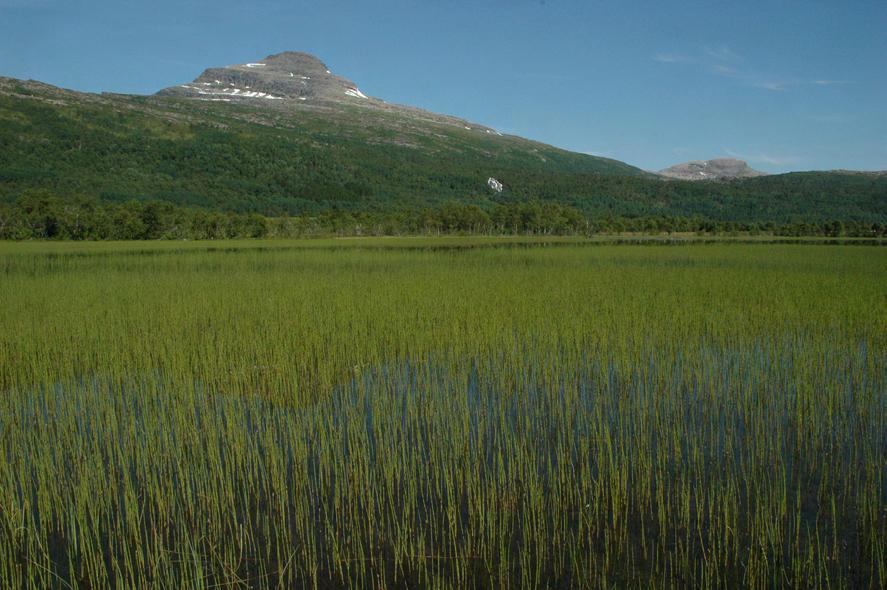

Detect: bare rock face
152,53,631,196
154,50,508,137
156,51,372,104
658,158,767,181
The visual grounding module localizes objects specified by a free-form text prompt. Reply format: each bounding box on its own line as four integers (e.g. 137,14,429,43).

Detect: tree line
1,193,884,240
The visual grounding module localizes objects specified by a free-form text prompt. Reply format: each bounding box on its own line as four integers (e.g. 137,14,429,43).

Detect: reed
0,239,884,588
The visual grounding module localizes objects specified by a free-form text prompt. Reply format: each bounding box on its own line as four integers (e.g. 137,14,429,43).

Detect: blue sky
1,0,885,172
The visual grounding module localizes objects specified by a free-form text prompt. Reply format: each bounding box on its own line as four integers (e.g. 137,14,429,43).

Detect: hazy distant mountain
658,158,767,181
825,169,887,177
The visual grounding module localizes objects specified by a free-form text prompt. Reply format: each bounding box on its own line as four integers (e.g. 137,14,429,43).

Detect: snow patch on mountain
178,84,284,100
345,87,368,99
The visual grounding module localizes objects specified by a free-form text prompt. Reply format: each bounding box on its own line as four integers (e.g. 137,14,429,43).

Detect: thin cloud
752,78,853,91
703,46,743,62
653,54,695,64
710,64,742,78
654,46,853,91
753,80,792,91
708,63,795,91
813,79,853,86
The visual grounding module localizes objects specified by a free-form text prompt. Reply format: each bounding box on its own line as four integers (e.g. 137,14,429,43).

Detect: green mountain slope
1,75,885,224
0,77,640,214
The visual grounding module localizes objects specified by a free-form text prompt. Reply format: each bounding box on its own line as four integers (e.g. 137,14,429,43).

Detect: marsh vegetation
0,239,884,588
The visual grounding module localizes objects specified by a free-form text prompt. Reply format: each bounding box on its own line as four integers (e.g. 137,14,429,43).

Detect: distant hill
659,158,767,181
0,52,885,225
824,170,887,177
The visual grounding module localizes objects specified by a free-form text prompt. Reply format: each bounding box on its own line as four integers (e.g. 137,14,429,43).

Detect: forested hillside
1,77,885,239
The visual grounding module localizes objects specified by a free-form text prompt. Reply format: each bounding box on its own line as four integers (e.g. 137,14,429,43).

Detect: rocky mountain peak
156,51,370,103
260,52,331,75
658,158,767,181
153,50,507,137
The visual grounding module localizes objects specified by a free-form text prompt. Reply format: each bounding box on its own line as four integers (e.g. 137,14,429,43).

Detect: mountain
157,52,366,103
658,158,767,181
0,52,646,217
825,169,887,177
155,51,552,143
0,52,885,226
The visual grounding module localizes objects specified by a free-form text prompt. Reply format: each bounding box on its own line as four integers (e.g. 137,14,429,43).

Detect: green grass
1,238,885,588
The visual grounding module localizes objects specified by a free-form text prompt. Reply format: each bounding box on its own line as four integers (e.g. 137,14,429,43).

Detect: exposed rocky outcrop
157,51,370,103
658,158,767,181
